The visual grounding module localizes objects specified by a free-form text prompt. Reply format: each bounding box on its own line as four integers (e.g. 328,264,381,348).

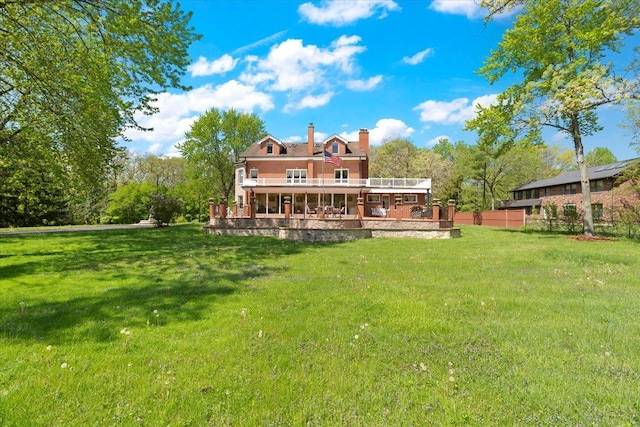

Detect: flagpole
321,149,325,211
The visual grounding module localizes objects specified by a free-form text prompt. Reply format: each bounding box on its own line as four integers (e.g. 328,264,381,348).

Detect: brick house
500,158,639,223
233,123,432,219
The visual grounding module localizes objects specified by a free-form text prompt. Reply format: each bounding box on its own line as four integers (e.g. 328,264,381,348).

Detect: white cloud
285,92,335,112
123,81,274,151
402,48,434,65
414,94,499,124
233,30,288,55
247,37,366,91
429,0,518,20
341,118,414,145
299,0,400,26
345,75,383,91
188,54,238,77
426,135,450,147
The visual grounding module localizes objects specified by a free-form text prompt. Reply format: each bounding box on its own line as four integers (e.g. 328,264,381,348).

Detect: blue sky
123,0,639,161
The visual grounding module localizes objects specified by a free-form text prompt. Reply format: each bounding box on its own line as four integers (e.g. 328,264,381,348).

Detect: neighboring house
500,158,639,223
234,123,431,218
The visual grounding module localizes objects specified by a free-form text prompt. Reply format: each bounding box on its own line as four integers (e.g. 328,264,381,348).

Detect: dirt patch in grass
569,235,614,242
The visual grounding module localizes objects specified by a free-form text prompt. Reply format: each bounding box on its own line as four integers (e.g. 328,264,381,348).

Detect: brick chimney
358,128,369,154
307,123,314,156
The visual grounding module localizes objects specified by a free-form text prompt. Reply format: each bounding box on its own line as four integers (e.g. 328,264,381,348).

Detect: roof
513,158,638,191
240,140,367,158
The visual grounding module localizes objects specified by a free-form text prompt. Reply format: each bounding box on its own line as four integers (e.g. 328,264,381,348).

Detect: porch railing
242,177,431,189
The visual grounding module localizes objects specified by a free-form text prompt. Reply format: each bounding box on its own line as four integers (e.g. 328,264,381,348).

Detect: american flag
324,150,342,166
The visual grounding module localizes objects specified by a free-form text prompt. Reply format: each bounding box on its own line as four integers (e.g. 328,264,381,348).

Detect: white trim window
286,169,307,184
237,168,245,184
249,169,259,179
403,194,418,203
367,194,380,203
334,168,348,184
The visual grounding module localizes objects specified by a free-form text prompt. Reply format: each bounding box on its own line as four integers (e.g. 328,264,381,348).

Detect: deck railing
243,177,431,189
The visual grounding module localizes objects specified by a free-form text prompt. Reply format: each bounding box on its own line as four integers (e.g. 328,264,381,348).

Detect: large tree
179,109,267,202
1,0,200,189
475,0,639,235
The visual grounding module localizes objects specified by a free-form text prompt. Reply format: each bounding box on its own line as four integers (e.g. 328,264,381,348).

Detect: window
249,169,258,179
367,194,380,203
592,203,603,222
266,143,273,154
238,196,243,208
564,183,578,195
332,142,339,154
590,179,604,193
334,168,348,183
286,169,307,184
237,168,244,184
403,194,418,203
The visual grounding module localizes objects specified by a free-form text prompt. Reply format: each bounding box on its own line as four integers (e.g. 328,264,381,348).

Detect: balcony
242,177,431,192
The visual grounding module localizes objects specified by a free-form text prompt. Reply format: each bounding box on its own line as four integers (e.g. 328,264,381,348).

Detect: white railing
242,177,431,189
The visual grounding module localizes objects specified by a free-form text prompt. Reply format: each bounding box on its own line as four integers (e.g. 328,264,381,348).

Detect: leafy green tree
106,183,155,224
586,147,618,166
476,0,640,236
1,0,200,215
179,108,267,202
369,138,418,177
149,194,183,225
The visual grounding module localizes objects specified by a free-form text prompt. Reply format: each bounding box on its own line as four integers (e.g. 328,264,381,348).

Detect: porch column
208,198,216,221
284,196,291,219
357,197,364,220
232,201,238,217
448,199,456,224
432,199,441,221
219,198,227,219
249,195,256,219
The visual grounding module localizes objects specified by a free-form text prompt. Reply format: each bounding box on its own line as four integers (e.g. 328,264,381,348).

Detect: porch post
208,198,216,221
232,201,238,217
284,196,291,219
448,199,456,225
219,198,227,219
432,199,441,221
249,195,256,219
357,197,364,220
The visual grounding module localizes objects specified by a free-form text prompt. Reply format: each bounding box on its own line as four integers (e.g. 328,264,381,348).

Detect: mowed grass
1,224,639,426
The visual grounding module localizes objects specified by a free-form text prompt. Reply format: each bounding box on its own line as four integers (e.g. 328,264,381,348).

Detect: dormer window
266,143,274,154
332,142,339,154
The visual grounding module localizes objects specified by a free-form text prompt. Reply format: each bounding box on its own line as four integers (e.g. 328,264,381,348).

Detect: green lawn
1,224,639,425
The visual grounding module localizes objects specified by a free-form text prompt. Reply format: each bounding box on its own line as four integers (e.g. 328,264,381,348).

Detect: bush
149,194,182,225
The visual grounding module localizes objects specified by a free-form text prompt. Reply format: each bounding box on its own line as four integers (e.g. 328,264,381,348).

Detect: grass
1,224,639,425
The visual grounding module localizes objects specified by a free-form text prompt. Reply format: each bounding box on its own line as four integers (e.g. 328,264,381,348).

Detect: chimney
358,128,369,154
307,123,314,156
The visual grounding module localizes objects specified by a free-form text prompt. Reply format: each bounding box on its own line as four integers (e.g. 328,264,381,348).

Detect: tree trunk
571,115,594,236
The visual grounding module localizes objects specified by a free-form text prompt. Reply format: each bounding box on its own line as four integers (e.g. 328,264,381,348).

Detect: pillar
232,201,238,217
432,198,441,221
284,196,291,219
357,197,364,220
249,195,256,219
218,198,227,219
208,198,216,220
448,199,456,224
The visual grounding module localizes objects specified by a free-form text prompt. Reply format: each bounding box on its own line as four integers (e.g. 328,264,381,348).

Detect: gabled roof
256,135,285,147
514,158,638,191
240,140,367,158
323,134,349,145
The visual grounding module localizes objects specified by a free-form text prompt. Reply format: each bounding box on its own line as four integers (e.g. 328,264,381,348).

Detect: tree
369,138,418,177
179,108,267,202
476,0,640,236
586,147,617,166
1,0,200,203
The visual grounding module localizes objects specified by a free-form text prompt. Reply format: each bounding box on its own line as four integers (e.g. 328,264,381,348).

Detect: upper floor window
286,169,307,184
564,183,578,195
237,168,245,184
590,179,604,193
332,142,339,154
334,168,348,184
266,143,274,154
249,169,258,179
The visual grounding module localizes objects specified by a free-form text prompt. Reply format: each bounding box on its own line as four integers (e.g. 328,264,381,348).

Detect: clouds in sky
414,94,499,125
124,0,500,153
298,0,400,26
402,48,434,65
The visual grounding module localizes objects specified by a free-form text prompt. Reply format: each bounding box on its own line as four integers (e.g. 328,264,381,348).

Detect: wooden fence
454,209,525,228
